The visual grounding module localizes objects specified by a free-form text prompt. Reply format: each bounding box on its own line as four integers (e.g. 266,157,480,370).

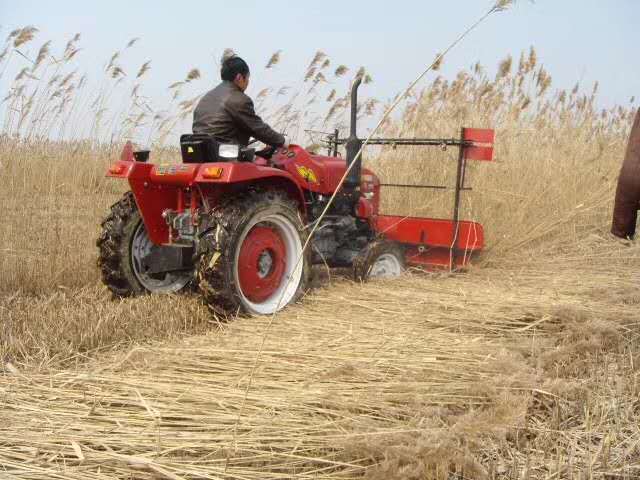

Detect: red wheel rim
237,225,287,303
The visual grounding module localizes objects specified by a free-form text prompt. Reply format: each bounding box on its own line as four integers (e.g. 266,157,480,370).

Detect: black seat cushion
180,134,219,163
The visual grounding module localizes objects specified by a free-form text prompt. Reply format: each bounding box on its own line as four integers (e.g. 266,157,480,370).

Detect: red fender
193,161,307,215
106,153,307,245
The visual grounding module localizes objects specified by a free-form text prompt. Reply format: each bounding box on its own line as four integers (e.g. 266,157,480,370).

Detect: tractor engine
310,216,371,266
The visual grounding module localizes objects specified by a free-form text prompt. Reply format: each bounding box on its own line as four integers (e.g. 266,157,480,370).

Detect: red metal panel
106,146,314,246
272,146,348,195
463,128,494,162
194,161,296,185
375,216,484,251
149,163,200,186
194,161,307,211
126,162,173,245
404,246,475,270
105,154,182,245
355,197,374,219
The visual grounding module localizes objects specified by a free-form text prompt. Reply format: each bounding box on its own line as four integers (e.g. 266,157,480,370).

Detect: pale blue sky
1,1,638,123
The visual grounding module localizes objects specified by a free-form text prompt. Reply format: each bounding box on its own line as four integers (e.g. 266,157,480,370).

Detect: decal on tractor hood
156,164,189,176
296,165,318,184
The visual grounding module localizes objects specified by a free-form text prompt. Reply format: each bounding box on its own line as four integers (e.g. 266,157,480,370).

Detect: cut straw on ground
2,243,640,478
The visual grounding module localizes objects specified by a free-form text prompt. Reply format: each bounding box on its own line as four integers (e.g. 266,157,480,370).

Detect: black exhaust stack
344,76,363,199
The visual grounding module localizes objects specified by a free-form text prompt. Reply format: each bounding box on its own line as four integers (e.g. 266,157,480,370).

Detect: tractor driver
192,54,288,150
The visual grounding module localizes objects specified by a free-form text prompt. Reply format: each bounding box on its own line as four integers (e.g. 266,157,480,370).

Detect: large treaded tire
96,191,192,297
197,191,310,316
97,192,144,297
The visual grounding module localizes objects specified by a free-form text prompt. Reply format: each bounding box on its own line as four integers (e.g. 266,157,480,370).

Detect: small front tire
353,240,405,282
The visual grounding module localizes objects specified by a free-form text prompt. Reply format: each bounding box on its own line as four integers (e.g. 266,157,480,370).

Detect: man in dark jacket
611,108,640,240
192,55,286,148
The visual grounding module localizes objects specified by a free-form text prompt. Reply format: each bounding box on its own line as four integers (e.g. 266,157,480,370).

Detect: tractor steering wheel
255,145,276,160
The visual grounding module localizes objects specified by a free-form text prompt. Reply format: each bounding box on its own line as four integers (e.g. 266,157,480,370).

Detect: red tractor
97,78,494,315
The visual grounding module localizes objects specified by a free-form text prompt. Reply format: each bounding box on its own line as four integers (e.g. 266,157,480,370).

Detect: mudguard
106,149,306,245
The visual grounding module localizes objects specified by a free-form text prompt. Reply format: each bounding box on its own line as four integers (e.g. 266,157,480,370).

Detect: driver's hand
281,137,290,149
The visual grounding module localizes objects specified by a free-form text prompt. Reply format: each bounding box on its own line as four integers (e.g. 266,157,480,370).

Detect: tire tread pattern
96,191,144,297
197,190,310,316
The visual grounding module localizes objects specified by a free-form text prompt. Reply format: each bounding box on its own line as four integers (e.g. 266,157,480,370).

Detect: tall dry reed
372,48,634,259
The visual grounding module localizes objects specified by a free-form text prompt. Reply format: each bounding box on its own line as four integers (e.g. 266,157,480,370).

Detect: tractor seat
180,134,219,163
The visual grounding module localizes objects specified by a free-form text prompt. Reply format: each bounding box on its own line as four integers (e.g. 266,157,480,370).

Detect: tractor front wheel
97,191,194,297
353,240,405,282
197,191,310,316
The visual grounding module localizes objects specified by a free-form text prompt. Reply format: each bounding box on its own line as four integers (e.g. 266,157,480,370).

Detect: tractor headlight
218,144,239,160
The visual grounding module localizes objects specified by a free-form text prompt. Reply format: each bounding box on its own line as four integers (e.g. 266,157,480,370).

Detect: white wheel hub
233,213,304,315
368,253,403,279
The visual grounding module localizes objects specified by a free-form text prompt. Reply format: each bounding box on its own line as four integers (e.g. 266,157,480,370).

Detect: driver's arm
227,96,285,147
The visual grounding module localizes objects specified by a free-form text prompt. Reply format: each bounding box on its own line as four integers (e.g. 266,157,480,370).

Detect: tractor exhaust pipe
345,75,363,198
349,76,361,139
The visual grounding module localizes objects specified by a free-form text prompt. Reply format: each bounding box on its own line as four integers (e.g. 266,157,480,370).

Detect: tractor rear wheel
97,191,193,297
197,191,310,316
353,240,405,282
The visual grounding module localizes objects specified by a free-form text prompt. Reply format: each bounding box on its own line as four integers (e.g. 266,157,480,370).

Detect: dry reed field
2,22,640,479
